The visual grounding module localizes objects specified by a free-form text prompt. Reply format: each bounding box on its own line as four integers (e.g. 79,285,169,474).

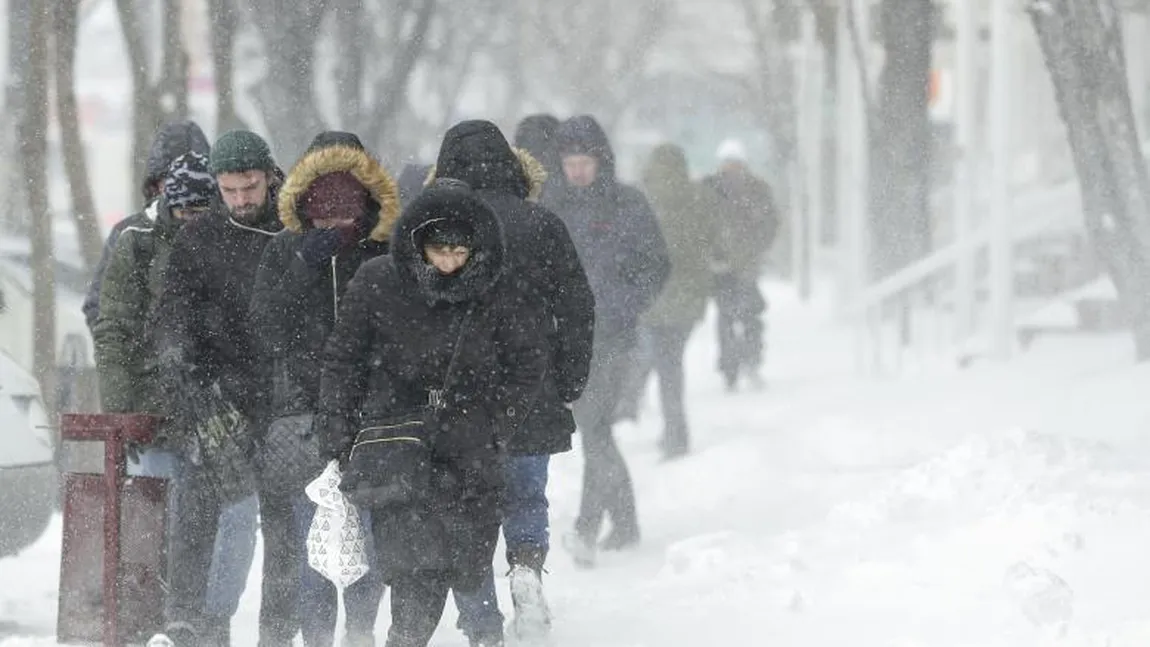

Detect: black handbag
257,413,325,493
342,308,474,509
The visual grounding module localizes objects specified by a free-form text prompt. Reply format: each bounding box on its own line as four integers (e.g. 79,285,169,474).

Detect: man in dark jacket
249,131,398,647
703,139,778,391
96,152,259,647
84,120,211,330
148,130,284,647
318,180,547,647
428,120,595,644
543,115,670,568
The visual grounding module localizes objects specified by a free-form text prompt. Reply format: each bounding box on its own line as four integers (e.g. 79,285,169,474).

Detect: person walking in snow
704,139,777,391
617,143,722,459
428,120,595,644
148,130,285,647
542,115,670,567
249,131,396,647
513,114,564,200
84,120,211,331
93,149,259,647
318,180,547,647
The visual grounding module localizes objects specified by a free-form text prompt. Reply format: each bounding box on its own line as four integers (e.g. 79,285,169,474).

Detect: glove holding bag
305,460,370,589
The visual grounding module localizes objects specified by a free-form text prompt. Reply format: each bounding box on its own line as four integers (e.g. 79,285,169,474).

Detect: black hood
391,179,505,305
306,130,366,153
144,120,211,196
556,115,616,183
434,120,531,200
398,163,433,207
513,114,561,175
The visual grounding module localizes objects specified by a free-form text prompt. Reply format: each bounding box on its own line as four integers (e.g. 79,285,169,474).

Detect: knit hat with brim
210,130,275,175
164,152,216,209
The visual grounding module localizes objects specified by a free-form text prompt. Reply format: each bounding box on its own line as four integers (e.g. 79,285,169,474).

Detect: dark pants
166,464,258,643
384,571,455,647
714,273,766,384
256,489,301,646
294,497,386,646
453,454,551,640
573,335,638,542
648,325,692,452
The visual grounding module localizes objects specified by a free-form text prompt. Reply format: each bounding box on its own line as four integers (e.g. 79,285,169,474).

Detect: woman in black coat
318,179,547,647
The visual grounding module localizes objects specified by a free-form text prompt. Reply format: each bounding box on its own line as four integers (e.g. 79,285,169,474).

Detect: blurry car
0,350,58,558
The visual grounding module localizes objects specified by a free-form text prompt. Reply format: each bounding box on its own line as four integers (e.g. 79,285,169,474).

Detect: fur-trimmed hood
277,144,400,242
392,179,506,305
424,120,548,202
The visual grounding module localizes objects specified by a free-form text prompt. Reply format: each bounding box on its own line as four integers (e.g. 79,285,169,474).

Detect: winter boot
561,531,596,569
147,622,197,647
600,524,640,552
509,565,552,644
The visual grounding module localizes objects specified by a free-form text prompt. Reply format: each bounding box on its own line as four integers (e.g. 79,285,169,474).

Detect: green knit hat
209,130,275,175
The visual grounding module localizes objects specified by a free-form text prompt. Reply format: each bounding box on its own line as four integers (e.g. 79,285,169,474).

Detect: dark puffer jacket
92,199,184,415
319,181,547,589
151,176,284,428
249,143,399,420
429,119,595,456
84,121,211,330
543,115,671,346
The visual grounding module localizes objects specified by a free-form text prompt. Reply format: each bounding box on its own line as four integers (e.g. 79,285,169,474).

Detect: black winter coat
319,181,547,588
250,144,399,420
152,191,283,427
544,116,671,346
430,119,595,455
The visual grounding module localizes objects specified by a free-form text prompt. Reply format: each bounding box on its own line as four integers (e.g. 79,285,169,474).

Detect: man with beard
543,115,670,568
148,130,284,647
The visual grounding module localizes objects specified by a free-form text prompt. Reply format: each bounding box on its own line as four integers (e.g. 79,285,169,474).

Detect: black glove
297,227,343,268
316,412,354,467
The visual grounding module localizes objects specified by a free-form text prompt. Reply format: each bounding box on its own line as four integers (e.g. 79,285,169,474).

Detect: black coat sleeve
618,186,672,317
541,212,595,403
317,261,380,460
490,289,549,448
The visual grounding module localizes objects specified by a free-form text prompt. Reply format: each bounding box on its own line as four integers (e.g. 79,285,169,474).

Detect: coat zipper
331,255,339,323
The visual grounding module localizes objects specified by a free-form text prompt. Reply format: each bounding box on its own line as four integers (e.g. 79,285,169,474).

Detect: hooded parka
428,119,595,456
318,181,547,589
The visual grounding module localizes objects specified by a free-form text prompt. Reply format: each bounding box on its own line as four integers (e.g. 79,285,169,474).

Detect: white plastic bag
305,460,370,588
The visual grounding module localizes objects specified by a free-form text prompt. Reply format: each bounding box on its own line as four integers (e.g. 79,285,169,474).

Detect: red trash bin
57,414,168,647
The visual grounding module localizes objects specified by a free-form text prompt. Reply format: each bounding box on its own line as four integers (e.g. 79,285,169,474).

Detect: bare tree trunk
158,0,190,122
245,0,331,161
2,0,34,234
359,0,437,155
54,0,102,273
869,0,933,279
334,0,367,129
208,0,243,132
21,0,58,419
1030,0,1150,359
116,0,160,201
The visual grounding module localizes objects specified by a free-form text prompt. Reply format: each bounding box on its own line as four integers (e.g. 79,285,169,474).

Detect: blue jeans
128,448,259,619
294,495,386,646
453,454,551,640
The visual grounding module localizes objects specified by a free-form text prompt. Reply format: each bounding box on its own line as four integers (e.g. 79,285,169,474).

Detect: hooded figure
84,120,212,330
94,151,216,416
542,115,670,567
319,180,546,647
428,119,595,643
513,114,562,198
398,162,433,206
619,143,722,458
248,138,398,647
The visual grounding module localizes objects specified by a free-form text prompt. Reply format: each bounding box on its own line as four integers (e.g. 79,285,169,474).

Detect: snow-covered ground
4,280,1150,646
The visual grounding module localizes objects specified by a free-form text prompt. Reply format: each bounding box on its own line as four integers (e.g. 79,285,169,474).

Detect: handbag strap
429,304,475,410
